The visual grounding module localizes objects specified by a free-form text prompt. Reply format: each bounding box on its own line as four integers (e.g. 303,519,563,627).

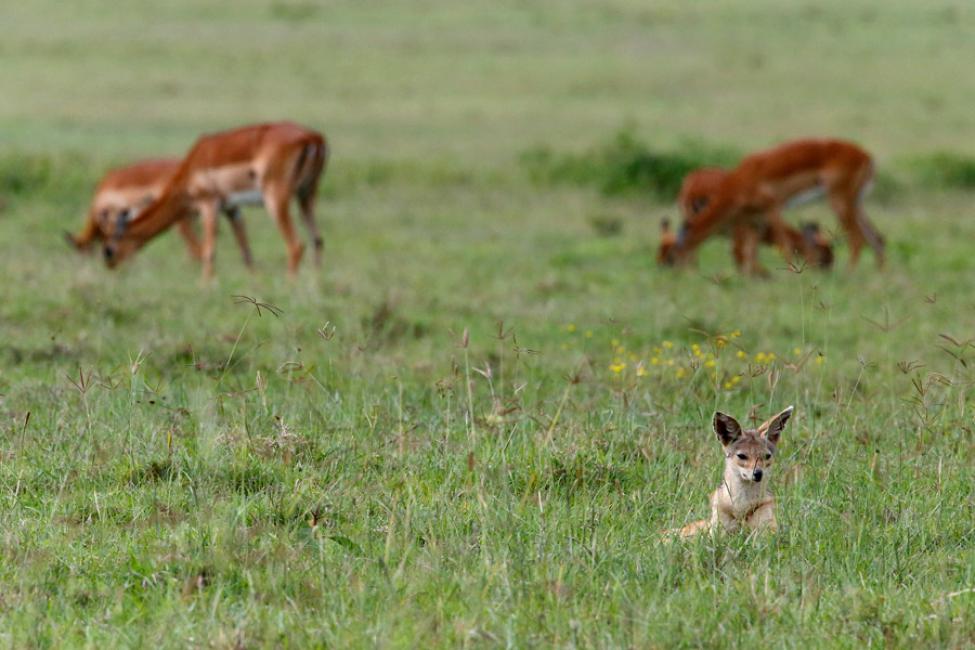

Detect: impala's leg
298,192,325,267
859,208,885,268
831,173,885,270
297,188,323,268
732,224,749,271
199,200,220,283
264,187,304,276
764,207,796,266
830,190,867,269
176,216,204,261
737,225,767,276
224,206,254,269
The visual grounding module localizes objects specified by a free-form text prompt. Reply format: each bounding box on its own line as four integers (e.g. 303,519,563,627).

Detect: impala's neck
678,194,730,256
124,182,192,243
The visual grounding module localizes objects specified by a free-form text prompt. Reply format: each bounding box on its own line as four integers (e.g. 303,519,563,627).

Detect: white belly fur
786,185,826,209
225,189,264,207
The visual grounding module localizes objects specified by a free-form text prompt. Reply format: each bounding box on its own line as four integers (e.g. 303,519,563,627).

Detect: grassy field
2,0,975,646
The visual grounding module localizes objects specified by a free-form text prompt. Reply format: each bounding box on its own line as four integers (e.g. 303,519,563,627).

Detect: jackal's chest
713,487,773,524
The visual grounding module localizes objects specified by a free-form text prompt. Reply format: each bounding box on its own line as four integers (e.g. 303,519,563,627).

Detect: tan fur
102,122,329,281
666,406,794,539
661,139,883,273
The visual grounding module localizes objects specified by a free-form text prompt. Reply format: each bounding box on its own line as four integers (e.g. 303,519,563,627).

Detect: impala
103,121,328,280
661,139,884,273
68,158,254,266
659,164,834,274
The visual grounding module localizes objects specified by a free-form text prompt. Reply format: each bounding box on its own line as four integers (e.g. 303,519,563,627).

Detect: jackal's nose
753,469,763,482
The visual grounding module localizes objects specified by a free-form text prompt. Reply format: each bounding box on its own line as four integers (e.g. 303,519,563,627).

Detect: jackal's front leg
745,502,777,533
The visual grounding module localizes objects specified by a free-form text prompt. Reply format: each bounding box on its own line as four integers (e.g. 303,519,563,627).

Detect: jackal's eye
764,453,772,460
736,453,748,460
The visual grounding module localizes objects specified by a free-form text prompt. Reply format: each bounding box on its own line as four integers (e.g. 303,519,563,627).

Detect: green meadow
1,0,974,646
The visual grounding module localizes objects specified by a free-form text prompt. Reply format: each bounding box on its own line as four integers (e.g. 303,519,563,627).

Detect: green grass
2,0,975,646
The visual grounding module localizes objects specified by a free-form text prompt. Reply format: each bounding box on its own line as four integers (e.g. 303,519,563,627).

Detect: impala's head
68,205,135,255
713,406,793,484
660,167,729,267
102,237,139,268
101,208,139,268
657,218,678,266
801,222,834,270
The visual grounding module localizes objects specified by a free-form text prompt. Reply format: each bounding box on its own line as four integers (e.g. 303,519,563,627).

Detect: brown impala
103,121,328,280
660,138,884,274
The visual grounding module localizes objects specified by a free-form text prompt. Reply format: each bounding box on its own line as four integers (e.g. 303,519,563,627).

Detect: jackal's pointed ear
759,405,794,444
713,412,742,446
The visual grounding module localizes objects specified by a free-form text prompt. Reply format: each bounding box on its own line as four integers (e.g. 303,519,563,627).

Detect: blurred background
4,0,974,162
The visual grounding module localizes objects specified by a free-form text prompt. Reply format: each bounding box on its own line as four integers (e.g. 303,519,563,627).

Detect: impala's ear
759,405,794,445
65,230,95,253
713,412,743,447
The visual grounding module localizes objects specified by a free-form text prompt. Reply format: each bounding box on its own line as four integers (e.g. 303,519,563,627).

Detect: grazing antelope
667,407,794,539
661,139,884,273
67,158,255,267
103,121,328,280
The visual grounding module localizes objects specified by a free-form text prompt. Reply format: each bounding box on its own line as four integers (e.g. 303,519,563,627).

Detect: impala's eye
736,453,748,460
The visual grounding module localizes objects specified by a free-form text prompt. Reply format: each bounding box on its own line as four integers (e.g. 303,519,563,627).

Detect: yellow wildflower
793,347,802,357
704,359,716,368
650,357,660,366
736,350,747,360
675,367,686,379
636,365,647,377
585,330,593,339
609,362,626,374
662,341,674,349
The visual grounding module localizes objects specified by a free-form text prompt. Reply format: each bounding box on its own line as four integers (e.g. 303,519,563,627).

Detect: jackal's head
713,406,793,483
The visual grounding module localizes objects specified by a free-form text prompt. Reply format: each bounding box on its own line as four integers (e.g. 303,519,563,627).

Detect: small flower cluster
566,327,826,391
